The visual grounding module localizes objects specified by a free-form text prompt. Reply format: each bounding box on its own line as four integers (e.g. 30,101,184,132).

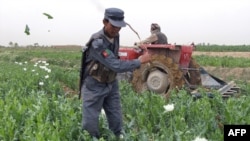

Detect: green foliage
0,47,250,140
43,13,53,19
194,56,250,67
25,24,30,35
196,45,250,52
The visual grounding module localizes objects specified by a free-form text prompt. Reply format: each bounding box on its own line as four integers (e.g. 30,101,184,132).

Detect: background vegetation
195,44,250,52
0,45,249,141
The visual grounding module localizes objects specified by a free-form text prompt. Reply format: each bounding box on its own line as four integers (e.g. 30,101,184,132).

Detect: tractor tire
131,55,185,96
146,69,169,94
186,57,202,86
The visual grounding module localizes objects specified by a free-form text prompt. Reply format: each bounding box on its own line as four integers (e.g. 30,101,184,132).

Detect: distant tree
34,43,39,47
9,41,13,47
14,43,19,47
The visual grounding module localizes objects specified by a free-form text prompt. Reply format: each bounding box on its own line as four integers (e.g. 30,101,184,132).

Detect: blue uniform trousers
81,76,122,138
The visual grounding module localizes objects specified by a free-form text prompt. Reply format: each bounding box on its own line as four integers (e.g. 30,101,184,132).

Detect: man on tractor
135,23,168,45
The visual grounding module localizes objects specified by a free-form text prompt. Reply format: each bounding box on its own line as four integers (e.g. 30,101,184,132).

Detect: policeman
135,23,168,45
80,7,151,139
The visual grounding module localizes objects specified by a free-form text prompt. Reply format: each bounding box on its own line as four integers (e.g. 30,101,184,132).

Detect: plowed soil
193,52,250,82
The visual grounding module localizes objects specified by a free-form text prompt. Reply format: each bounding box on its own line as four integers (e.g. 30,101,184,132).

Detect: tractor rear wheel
131,55,185,96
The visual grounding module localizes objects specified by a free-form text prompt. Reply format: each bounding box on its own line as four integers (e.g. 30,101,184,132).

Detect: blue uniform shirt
85,28,141,73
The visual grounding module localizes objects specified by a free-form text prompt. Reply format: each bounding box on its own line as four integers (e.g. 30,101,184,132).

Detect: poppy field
0,46,250,141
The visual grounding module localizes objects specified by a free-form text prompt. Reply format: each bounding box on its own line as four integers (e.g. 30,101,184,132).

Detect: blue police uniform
81,8,141,138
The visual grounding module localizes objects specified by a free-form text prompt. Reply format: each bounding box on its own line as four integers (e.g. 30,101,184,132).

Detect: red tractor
118,44,240,98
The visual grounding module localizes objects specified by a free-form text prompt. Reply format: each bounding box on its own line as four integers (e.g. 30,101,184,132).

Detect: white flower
39,65,46,69
24,61,27,64
39,82,44,86
45,75,49,79
46,68,51,73
23,68,27,71
193,136,208,141
45,63,49,66
42,61,46,64
19,62,22,65
15,62,18,64
32,69,35,72
101,109,106,116
163,104,174,112
118,134,124,139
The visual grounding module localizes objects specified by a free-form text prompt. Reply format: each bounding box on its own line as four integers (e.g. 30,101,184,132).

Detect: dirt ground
193,52,250,82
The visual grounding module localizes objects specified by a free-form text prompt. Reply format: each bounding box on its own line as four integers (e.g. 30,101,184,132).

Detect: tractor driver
135,23,168,45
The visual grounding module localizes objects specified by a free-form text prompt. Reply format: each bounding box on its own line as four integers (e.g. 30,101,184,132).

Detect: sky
0,0,250,46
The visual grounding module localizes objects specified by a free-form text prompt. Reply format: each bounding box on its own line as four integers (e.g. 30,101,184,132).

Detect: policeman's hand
138,52,151,64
